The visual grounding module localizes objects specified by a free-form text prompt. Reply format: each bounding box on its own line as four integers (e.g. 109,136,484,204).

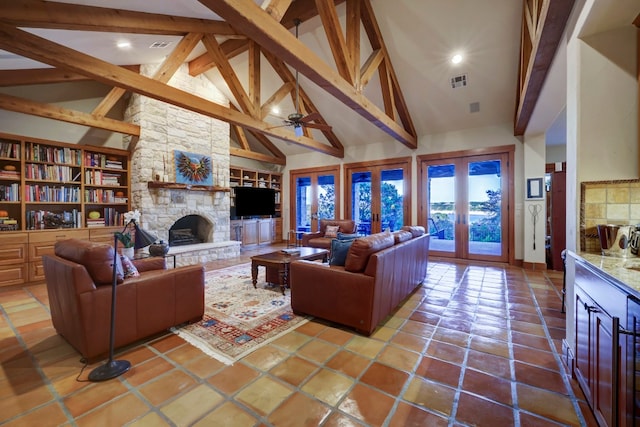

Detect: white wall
523,134,547,265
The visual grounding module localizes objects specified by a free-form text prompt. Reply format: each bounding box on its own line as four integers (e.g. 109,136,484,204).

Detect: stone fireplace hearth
124,64,240,266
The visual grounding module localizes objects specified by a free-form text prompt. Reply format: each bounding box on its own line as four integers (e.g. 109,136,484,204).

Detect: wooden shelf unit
0,132,132,288
229,165,282,218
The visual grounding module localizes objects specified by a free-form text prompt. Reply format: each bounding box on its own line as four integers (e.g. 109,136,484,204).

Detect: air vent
469,102,480,113
149,41,171,49
450,74,467,89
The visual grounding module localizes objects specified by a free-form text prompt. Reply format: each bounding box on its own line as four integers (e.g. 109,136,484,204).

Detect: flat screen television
233,186,276,217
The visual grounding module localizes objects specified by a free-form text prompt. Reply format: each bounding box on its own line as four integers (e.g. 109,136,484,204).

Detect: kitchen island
565,251,640,427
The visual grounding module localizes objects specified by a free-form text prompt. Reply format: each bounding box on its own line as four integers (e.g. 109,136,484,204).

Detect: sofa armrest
132,256,167,272
301,231,323,246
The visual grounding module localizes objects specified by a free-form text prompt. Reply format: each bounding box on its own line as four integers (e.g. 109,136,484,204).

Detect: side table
134,253,176,269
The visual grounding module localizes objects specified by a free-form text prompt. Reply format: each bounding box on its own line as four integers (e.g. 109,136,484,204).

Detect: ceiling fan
271,19,332,137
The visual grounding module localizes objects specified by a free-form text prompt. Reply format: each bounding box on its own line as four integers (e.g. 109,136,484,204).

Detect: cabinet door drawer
28,229,89,243
29,243,56,261
0,263,28,287
29,261,46,283
89,227,121,243
0,244,27,266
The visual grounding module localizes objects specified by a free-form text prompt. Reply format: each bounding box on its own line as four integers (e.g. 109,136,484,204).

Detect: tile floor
0,246,598,426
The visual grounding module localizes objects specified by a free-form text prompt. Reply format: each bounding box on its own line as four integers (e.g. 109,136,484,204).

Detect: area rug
171,263,309,365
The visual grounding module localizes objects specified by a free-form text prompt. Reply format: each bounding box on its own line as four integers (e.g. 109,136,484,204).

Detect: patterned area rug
171,263,308,365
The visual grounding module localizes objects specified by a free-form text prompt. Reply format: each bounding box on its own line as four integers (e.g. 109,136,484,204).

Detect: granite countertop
576,251,640,296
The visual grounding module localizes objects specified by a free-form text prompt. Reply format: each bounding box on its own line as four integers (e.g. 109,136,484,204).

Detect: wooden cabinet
572,257,629,427
27,229,89,283
0,233,28,287
230,218,276,247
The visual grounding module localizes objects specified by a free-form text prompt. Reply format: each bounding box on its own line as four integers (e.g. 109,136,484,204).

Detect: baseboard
561,339,575,377
522,261,547,270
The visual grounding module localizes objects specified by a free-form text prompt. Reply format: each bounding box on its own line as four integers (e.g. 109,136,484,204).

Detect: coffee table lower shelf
250,247,329,295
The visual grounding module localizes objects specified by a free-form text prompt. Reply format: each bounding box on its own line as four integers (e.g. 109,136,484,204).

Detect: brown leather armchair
301,219,357,250
43,238,205,361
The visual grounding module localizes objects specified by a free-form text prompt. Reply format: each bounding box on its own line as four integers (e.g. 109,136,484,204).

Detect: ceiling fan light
294,125,303,137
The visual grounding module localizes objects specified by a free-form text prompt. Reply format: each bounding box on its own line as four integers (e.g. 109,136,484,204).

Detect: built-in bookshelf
0,132,131,231
229,166,282,217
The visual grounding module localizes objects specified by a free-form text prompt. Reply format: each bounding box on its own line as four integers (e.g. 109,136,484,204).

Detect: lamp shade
133,223,157,249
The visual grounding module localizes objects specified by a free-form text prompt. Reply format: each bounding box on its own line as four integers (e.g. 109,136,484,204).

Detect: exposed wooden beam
346,0,361,89
231,124,251,150
230,104,287,163
359,49,383,89
248,41,261,110
0,65,140,86
202,34,257,117
360,0,416,138
93,33,203,116
0,22,342,157
0,93,140,135
315,0,355,84
199,0,417,148
0,0,237,35
230,146,286,165
514,0,575,135
264,0,294,22
260,81,295,119
187,0,347,77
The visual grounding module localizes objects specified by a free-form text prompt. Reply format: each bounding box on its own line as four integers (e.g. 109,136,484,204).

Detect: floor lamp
88,219,157,382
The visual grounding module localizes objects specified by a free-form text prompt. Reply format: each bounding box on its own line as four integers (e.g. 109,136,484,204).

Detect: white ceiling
0,0,526,156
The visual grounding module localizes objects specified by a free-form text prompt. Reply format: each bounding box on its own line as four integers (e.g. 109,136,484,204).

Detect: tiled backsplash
581,179,640,252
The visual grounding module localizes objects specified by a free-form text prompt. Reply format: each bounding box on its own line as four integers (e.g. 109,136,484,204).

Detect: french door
419,147,512,263
345,157,411,235
289,166,340,233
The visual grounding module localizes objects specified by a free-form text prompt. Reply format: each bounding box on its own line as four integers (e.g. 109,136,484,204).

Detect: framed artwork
526,177,544,200
174,150,213,185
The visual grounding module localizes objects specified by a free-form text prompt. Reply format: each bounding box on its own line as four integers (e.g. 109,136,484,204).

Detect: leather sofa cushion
402,225,426,238
55,238,124,285
329,238,354,266
345,232,394,273
393,230,413,244
319,219,357,234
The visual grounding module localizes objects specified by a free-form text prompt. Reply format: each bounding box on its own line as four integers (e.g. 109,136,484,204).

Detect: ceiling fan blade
299,112,322,123
303,122,332,131
265,123,289,130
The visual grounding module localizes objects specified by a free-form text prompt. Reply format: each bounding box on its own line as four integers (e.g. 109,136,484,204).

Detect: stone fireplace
169,214,211,246
124,64,240,266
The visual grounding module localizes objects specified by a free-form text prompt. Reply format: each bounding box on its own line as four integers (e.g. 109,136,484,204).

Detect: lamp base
88,359,131,382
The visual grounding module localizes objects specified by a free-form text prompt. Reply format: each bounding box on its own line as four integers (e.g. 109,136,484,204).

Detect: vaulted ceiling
0,1,572,164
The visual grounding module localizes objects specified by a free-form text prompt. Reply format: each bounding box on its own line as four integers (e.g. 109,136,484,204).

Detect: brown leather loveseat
290,226,429,335
43,238,205,360
300,219,358,250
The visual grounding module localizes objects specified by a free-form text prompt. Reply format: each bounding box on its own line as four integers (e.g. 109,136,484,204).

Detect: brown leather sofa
43,238,205,360
290,226,429,335
300,219,358,250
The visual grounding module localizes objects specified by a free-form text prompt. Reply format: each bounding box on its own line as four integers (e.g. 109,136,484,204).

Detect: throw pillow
337,232,359,240
324,225,340,238
329,238,353,266
120,254,140,278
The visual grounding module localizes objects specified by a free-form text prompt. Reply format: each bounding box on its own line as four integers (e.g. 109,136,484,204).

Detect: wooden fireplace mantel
147,181,231,192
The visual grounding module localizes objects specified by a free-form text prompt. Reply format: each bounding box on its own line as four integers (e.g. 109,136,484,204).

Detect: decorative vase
120,246,135,259
149,240,170,256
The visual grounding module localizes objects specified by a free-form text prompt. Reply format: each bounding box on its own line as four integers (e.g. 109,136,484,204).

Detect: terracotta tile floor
0,246,599,426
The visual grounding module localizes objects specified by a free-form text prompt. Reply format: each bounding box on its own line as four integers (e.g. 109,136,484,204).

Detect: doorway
546,163,566,271
418,146,514,263
289,166,340,233
345,157,411,235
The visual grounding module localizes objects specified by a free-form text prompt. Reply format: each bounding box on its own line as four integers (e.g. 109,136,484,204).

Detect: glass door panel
345,158,410,236
426,163,456,253
467,159,503,257
290,167,340,234
380,168,404,231
295,176,312,232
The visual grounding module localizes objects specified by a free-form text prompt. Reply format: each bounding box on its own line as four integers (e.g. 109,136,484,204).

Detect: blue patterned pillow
330,238,354,266
337,232,359,240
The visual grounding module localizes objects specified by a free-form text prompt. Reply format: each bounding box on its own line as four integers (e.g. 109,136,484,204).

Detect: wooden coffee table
251,247,329,295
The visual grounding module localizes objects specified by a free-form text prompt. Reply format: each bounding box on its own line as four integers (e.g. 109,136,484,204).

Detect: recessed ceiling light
451,54,463,64
271,106,280,115
116,40,131,49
